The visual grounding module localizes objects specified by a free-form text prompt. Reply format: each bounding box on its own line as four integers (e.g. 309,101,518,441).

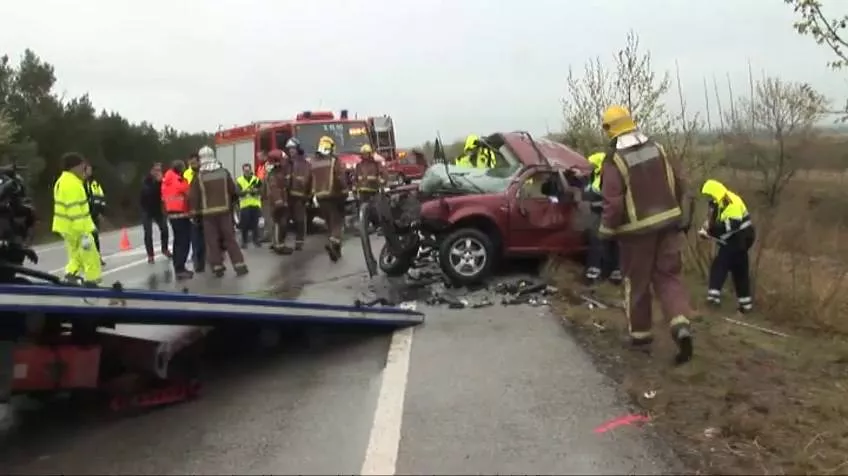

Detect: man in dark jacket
139,162,172,263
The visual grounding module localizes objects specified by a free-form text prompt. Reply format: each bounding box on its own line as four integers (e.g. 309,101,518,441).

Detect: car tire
379,243,415,277
439,227,495,285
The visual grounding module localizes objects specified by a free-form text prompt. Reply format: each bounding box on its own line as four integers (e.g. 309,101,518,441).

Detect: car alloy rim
448,237,487,277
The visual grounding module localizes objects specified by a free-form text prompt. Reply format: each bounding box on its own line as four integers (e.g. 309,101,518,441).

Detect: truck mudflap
0,284,425,328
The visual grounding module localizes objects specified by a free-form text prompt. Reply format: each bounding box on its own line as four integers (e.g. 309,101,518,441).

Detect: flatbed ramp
0,284,424,328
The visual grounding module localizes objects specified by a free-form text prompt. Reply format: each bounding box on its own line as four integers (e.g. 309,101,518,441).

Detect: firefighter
354,143,384,229
281,138,312,252
236,163,263,248
311,135,347,261
188,146,248,277
162,160,194,280
83,164,107,266
53,152,102,285
582,151,621,285
699,179,755,313
184,152,205,272
597,105,694,364
454,134,496,169
264,149,291,254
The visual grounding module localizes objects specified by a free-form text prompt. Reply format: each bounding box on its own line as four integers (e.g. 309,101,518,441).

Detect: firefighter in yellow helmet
310,135,347,261
582,151,621,285
53,152,102,285
698,179,755,313
454,134,496,169
597,105,695,364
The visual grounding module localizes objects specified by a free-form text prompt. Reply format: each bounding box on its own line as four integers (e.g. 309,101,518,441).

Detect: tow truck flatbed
0,284,423,327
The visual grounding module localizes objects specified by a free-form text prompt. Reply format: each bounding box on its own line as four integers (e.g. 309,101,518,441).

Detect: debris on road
359,269,559,311
723,317,790,338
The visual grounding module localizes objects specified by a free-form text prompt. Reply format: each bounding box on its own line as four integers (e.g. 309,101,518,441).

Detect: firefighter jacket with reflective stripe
311,154,346,199
161,169,191,216
189,163,238,217
706,190,752,242
84,178,106,216
599,132,684,237
455,147,496,169
52,171,96,235
354,158,385,192
282,156,312,197
236,174,262,208
265,165,288,208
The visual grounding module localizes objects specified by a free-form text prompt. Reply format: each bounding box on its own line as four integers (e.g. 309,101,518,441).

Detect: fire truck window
274,130,291,150
259,131,272,152
295,123,370,155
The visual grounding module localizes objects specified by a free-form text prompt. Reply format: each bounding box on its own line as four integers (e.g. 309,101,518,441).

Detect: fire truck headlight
345,163,355,170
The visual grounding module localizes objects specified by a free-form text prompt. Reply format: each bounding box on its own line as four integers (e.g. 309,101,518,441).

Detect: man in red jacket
162,160,193,280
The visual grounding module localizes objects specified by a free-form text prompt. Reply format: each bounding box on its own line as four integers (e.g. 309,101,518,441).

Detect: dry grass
546,165,848,474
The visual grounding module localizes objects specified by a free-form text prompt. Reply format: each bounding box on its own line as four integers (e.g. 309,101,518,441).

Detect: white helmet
198,145,215,160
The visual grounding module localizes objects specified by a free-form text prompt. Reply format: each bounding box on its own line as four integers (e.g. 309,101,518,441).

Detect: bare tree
786,0,848,116
561,31,671,153
725,77,828,206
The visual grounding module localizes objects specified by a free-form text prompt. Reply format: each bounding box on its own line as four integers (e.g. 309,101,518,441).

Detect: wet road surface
6,233,682,474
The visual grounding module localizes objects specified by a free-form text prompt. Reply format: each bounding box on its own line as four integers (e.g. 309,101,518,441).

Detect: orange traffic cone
119,228,131,251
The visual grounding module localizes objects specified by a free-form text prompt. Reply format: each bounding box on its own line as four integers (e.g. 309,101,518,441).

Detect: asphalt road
4,231,682,475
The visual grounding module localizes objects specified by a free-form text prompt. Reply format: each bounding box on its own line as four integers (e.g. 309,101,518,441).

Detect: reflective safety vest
85,179,106,212
161,169,191,216
455,147,495,169
703,180,752,242
184,167,195,184
236,174,262,208
52,171,96,235
598,135,682,236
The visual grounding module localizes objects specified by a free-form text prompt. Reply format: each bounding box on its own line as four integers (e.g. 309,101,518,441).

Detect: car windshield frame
294,121,371,155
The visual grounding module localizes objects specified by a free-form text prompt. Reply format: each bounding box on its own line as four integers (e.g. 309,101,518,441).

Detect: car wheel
379,243,415,277
397,173,408,185
439,228,495,285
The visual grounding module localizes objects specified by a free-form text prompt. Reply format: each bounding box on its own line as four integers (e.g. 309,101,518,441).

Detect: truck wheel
439,228,495,285
379,243,414,277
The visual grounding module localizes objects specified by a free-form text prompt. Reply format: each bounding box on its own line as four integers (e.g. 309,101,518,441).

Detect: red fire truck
214,110,398,179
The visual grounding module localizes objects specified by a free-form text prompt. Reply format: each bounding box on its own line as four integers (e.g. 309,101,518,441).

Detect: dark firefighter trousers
318,197,344,245
707,227,755,310
275,197,308,247
202,213,245,271
619,228,692,342
585,211,619,279
239,205,262,245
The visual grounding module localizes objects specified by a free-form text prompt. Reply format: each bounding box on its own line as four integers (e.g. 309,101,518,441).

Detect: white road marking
47,243,159,274
48,253,154,276
361,327,415,476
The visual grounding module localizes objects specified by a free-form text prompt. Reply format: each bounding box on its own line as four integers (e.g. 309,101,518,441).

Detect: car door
505,167,574,254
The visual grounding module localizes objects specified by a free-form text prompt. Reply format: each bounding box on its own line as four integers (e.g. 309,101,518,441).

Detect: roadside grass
548,263,848,475
544,172,848,475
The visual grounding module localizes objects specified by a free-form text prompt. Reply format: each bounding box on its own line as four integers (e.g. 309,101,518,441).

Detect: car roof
501,132,591,172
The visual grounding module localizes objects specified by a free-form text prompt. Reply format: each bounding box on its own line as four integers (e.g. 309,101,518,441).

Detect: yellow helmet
587,152,605,170
701,179,728,202
463,134,480,152
601,105,637,139
317,135,335,155
360,144,373,154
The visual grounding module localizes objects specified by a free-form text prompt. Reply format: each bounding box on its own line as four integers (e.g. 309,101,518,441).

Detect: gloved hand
80,235,92,250
23,247,38,264
697,228,709,240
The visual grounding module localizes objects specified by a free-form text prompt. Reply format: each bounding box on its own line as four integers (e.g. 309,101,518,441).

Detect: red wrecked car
359,131,594,284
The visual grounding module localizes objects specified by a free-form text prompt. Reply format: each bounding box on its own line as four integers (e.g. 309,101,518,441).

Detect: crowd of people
51,109,756,364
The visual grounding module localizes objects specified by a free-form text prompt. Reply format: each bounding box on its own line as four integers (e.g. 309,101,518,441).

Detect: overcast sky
1,0,844,145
